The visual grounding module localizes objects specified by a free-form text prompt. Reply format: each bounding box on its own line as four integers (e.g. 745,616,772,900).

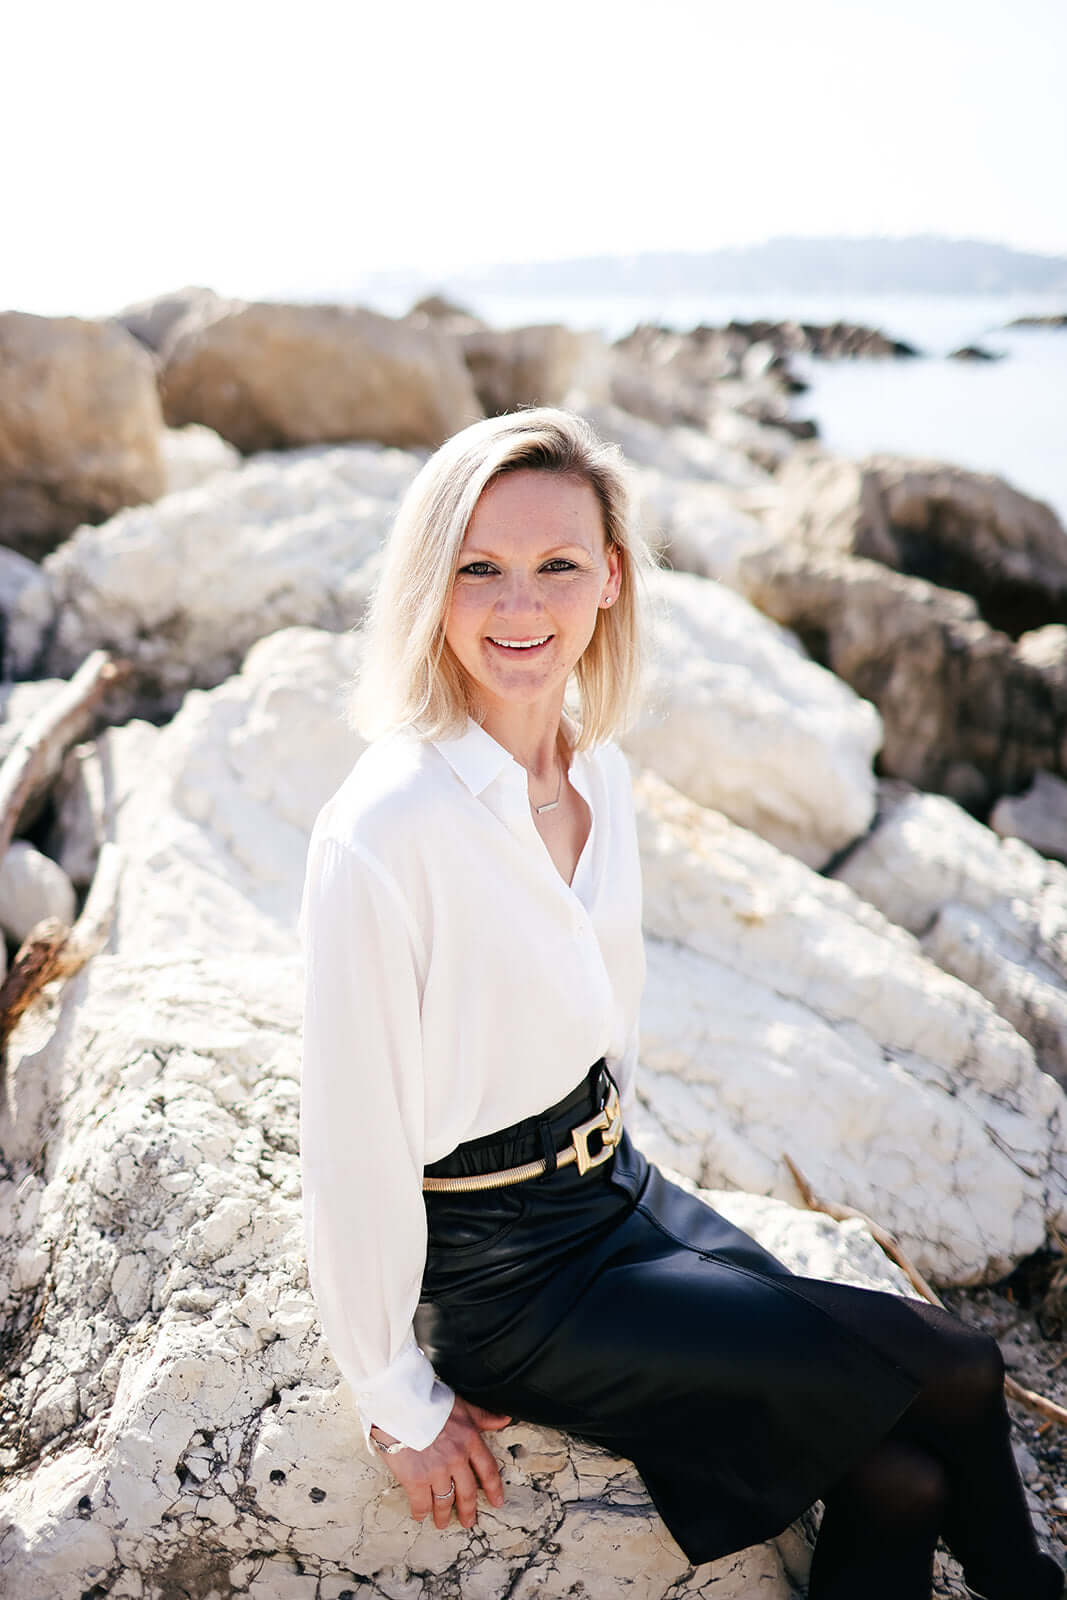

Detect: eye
457,561,498,576
542,559,578,573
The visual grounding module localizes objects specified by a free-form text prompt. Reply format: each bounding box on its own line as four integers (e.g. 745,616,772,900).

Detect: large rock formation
22,444,420,708
736,543,1067,812
0,312,165,559
622,570,881,868
0,626,938,1600
633,771,1067,1284
461,325,611,414
834,784,1067,1085
160,301,483,453
769,451,1067,637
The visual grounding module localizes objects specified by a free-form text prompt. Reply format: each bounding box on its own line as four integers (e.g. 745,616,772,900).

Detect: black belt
422,1061,621,1193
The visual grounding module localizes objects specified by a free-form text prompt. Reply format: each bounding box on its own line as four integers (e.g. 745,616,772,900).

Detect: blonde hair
354,408,649,750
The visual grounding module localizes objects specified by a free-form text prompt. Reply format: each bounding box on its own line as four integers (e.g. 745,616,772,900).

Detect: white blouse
299,719,646,1450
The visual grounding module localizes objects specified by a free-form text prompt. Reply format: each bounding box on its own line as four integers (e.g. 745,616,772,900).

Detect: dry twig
783,1153,1067,1431
0,650,129,861
0,843,122,1056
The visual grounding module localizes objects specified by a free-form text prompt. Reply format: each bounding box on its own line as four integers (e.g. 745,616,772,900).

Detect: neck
477,699,567,783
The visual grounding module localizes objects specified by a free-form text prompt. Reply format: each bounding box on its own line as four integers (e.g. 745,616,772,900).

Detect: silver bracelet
371,1432,408,1456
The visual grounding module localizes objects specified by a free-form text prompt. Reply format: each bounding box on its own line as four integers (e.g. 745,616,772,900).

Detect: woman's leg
808,1437,947,1599
798,1281,1062,1600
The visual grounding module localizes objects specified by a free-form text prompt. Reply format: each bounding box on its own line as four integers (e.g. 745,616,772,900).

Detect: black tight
798,1283,1063,1600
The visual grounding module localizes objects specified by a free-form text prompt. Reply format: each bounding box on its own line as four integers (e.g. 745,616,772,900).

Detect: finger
468,1432,506,1507
407,1481,432,1524
451,1462,480,1529
468,1404,512,1430
431,1478,456,1530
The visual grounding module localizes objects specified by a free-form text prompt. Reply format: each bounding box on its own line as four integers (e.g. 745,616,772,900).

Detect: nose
492,571,544,616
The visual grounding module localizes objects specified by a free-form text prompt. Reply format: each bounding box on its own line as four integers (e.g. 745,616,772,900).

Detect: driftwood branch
0,843,122,1055
0,650,129,862
783,1153,1067,1431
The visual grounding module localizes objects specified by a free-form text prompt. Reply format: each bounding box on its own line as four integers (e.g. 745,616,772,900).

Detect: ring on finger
433,1479,456,1501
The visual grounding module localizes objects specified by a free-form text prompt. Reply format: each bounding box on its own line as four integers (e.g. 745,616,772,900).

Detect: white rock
0,548,57,680
621,569,881,868
629,465,776,583
581,401,772,490
23,442,421,711
633,771,1067,1284
110,627,366,952
835,785,1067,1085
0,933,909,1597
0,840,76,944
47,722,162,889
992,770,1067,863
160,423,241,495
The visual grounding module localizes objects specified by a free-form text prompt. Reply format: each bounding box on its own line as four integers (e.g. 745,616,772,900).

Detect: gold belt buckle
569,1085,622,1175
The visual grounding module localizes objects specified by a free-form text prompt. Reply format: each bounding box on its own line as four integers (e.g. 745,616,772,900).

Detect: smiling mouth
487,635,553,651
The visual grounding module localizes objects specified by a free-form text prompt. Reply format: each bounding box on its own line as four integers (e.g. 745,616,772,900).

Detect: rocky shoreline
1,290,1066,1597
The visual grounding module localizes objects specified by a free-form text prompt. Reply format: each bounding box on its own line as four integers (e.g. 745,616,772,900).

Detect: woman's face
444,468,620,723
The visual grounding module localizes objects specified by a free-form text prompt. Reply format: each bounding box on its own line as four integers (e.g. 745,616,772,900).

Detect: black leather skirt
416,1063,923,1566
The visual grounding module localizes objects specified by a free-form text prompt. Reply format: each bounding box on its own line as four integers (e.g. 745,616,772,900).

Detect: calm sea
363,286,1067,529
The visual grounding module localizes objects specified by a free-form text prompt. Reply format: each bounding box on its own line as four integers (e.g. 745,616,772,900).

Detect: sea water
363,285,1067,529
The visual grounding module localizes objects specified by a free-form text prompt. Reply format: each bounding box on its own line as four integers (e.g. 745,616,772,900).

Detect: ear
600,543,622,608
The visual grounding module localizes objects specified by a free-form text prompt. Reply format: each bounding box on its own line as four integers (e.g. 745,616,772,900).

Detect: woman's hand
371,1396,512,1529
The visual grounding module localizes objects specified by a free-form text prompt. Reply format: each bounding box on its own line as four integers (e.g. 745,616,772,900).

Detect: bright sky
4,0,1065,317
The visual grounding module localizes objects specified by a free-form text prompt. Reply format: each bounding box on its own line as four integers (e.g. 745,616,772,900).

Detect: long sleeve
300,829,454,1450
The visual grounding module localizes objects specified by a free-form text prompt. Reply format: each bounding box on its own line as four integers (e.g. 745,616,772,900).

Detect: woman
301,408,1061,1598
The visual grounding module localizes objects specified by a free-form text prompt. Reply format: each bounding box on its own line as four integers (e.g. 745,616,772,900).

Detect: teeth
490,636,550,649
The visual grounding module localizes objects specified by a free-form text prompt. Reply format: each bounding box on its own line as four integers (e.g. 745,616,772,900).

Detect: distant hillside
377,237,1067,299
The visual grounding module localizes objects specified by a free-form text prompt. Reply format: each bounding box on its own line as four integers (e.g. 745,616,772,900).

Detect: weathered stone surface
0,840,76,944
736,543,1067,811
0,547,56,679
770,450,1067,636
835,784,1067,1085
47,722,163,890
992,770,1067,862
580,400,774,492
461,324,611,415
621,570,881,868
0,631,944,1600
111,285,228,354
23,443,420,710
161,423,241,495
632,771,1067,1284
160,301,483,453
0,312,165,558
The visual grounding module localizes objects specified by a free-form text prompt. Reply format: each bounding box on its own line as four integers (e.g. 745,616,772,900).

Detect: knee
837,1440,949,1533
948,1328,1005,1418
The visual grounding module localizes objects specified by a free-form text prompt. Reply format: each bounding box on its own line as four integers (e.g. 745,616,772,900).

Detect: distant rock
111,286,228,354
405,293,486,335
949,344,1003,361
723,319,920,359
0,312,165,559
160,301,483,452
736,541,1067,812
992,771,1067,863
461,324,611,414
1007,313,1067,329
768,449,1067,637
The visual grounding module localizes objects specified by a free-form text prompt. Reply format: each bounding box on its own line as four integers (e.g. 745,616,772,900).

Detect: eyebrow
457,542,592,561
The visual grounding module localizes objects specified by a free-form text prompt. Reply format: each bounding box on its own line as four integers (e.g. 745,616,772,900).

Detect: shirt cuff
354,1335,455,1452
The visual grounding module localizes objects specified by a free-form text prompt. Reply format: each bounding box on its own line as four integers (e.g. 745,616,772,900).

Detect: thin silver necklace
533,764,564,814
